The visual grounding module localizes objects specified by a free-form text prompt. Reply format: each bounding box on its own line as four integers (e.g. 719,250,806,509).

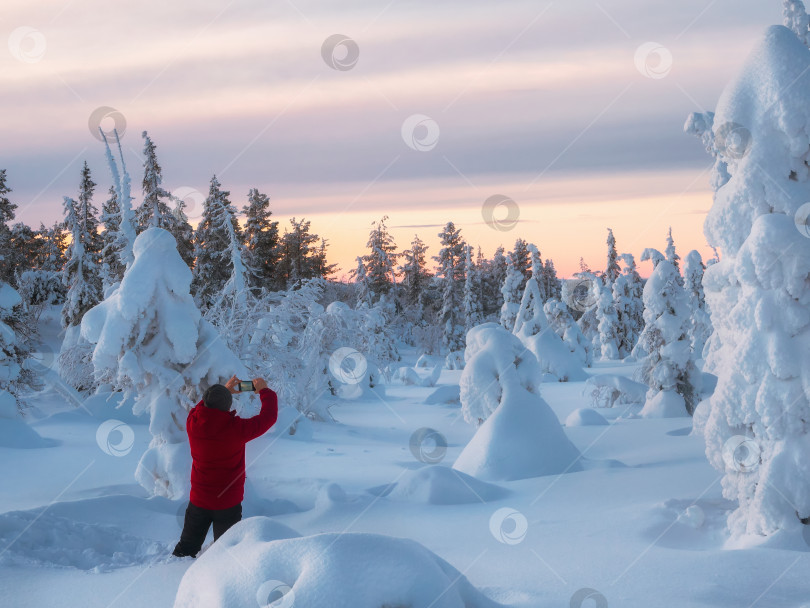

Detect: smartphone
237,380,255,392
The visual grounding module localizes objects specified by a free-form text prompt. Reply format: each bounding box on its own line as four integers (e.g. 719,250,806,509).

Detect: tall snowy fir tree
510,238,531,292
635,253,699,417
684,9,810,538
0,281,34,410
362,216,398,304
482,245,507,317
191,176,243,310
462,244,484,332
613,253,644,358
242,188,279,292
99,186,125,290
542,258,562,302
605,228,620,285
400,234,429,310
499,252,523,331
434,222,466,352
683,250,712,358
61,164,103,328
595,281,621,360
353,256,372,309
0,169,17,285
528,244,547,302
275,218,334,289
665,227,683,286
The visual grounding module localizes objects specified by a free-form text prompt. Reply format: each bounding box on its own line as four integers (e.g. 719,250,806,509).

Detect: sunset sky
2,0,783,279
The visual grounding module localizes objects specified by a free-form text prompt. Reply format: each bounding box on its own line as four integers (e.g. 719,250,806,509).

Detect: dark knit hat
203,384,233,412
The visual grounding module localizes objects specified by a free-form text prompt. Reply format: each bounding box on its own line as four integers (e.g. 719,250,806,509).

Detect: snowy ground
2,322,809,606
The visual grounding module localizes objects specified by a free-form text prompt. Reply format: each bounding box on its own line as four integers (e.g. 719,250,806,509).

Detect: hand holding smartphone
237,380,255,392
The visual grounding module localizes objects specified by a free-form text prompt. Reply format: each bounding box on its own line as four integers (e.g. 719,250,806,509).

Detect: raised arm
237,378,279,442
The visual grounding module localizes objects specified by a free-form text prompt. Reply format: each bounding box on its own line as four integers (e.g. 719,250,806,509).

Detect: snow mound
454,382,583,481
0,509,165,571
174,519,505,608
271,406,314,441
565,408,610,426
0,418,57,448
82,390,148,425
372,465,508,504
583,373,647,408
640,390,689,418
424,385,461,405
520,328,589,382
392,364,442,387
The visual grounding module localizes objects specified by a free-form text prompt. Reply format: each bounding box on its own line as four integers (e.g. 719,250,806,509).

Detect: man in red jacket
172,375,278,558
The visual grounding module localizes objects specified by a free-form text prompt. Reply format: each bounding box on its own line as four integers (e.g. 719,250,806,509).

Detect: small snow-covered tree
784,0,810,46
136,131,173,231
275,217,335,288
665,227,683,286
352,256,372,309
482,246,507,317
434,222,466,352
61,188,102,329
595,285,621,360
99,186,125,290
510,238,531,292
683,250,712,358
242,188,280,292
463,244,484,332
613,253,644,358
544,298,592,366
81,228,245,499
635,255,700,417
499,253,522,331
0,170,18,285
605,228,620,285
362,216,398,304
542,258,561,302
400,234,430,311
0,282,35,410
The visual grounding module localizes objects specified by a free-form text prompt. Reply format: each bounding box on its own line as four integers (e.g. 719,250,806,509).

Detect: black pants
172,501,242,558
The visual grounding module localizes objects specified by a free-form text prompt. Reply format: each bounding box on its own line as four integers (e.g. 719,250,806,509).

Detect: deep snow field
1,314,808,608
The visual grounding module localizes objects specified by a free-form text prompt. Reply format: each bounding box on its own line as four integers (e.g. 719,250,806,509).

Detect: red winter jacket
187,387,278,510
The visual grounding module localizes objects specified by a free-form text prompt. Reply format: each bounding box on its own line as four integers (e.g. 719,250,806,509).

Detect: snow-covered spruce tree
784,0,810,46
510,238,531,292
683,250,712,359
275,217,335,289
400,234,430,310
605,228,620,285
635,253,700,417
544,298,592,366
242,188,280,292
433,222,466,352
0,282,35,410
683,14,810,538
136,131,173,232
191,175,243,310
99,186,125,291
542,258,561,302
463,244,484,332
0,169,17,285
352,256,373,309
82,227,245,499
595,283,621,360
528,244,547,302
362,216,398,305
612,253,644,358
19,223,67,308
665,227,683,286
499,252,522,331
482,245,507,317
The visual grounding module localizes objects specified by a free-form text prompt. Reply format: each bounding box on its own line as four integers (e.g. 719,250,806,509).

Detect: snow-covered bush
685,17,810,539
584,374,647,408
635,256,700,417
81,228,245,499
544,298,592,366
454,323,582,480
684,250,713,358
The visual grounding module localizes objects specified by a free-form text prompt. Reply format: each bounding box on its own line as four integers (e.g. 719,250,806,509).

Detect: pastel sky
1,0,783,279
